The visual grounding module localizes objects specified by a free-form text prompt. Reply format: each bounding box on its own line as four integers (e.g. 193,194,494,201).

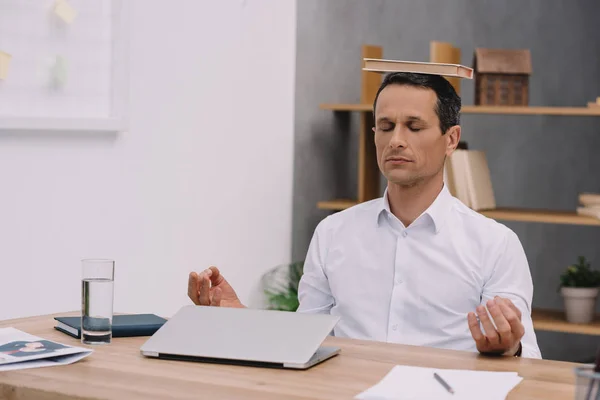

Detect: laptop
140,305,341,369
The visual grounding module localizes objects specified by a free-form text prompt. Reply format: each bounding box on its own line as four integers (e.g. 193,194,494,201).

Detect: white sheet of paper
0,328,92,372
355,365,523,400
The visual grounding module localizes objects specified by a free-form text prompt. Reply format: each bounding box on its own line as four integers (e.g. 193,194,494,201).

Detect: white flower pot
560,287,599,324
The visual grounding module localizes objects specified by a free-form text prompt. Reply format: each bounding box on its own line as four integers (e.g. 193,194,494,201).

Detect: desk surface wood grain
0,313,580,400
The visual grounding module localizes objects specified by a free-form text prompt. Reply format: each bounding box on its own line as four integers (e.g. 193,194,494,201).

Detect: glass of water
574,365,600,400
81,259,114,345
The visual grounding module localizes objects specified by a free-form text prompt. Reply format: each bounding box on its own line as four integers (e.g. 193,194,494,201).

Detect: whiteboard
0,0,128,132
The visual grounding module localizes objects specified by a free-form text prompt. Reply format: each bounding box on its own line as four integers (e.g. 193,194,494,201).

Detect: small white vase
560,287,599,324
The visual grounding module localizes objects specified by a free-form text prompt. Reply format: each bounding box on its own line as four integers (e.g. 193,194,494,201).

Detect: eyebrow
376,117,393,125
376,115,426,124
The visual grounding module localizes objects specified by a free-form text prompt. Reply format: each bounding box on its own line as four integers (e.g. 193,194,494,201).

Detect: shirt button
402,231,408,238
392,324,399,331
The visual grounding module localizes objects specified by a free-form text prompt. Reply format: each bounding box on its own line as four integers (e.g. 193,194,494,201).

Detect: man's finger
506,299,522,320
208,266,224,286
477,305,500,346
199,272,211,305
211,287,222,307
495,296,522,320
188,272,200,305
468,312,487,350
487,299,512,343
499,302,525,339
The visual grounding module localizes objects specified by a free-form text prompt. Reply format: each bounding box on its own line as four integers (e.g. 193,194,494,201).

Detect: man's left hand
467,296,523,356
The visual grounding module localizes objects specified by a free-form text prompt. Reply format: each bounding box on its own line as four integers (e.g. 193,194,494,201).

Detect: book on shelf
363,58,474,79
587,97,600,108
445,149,496,211
576,207,600,219
579,193,600,207
576,193,600,219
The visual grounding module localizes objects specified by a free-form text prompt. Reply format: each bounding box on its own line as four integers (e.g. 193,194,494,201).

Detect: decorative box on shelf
473,48,532,106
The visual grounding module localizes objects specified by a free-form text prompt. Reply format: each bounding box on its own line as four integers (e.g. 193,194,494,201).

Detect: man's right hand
188,266,245,308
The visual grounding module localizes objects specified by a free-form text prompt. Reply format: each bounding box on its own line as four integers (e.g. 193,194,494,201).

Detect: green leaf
262,262,304,312
559,256,600,288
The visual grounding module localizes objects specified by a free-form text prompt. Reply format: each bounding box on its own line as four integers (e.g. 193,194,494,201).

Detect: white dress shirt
297,185,542,359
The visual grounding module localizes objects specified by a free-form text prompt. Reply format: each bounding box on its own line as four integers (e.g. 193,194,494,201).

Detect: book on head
363,58,474,79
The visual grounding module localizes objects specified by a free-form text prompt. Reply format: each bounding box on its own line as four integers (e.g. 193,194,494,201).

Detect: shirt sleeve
482,228,542,359
296,218,335,315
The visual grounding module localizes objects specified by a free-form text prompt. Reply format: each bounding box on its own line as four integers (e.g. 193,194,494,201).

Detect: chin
385,170,411,183
386,173,424,188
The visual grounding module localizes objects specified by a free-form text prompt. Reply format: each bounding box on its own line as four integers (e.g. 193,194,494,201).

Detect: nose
389,126,408,149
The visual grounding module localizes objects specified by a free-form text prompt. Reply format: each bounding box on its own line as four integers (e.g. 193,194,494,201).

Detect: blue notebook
54,314,166,339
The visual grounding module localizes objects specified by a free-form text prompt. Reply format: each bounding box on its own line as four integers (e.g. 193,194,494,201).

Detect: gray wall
292,0,600,361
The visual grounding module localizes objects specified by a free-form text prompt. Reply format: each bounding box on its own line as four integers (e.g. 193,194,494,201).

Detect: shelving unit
480,208,600,227
317,201,600,227
318,42,600,336
321,103,600,116
318,42,600,227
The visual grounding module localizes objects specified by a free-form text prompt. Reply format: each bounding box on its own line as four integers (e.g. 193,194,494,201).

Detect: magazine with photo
0,327,92,371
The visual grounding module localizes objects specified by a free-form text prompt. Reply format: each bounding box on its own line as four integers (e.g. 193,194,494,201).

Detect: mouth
386,156,413,165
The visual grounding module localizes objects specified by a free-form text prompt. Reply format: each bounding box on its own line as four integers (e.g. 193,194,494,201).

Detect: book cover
447,150,472,208
577,207,600,219
464,150,496,211
54,314,166,339
579,193,600,207
363,58,474,79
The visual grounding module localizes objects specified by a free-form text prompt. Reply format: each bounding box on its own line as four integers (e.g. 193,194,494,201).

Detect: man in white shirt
188,72,541,359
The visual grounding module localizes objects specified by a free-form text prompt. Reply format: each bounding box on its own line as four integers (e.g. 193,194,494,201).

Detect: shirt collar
376,184,453,234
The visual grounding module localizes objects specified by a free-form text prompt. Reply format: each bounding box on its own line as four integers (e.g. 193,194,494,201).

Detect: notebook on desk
54,314,166,339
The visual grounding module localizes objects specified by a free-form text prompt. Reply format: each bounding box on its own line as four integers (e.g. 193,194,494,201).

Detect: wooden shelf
532,309,600,335
320,103,600,116
318,201,600,226
462,105,600,116
317,199,358,211
480,208,600,226
320,103,371,112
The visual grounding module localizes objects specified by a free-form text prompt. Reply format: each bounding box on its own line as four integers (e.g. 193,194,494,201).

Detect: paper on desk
0,327,92,371
355,365,523,400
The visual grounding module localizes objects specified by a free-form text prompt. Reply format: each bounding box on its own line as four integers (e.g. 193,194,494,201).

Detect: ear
445,125,461,156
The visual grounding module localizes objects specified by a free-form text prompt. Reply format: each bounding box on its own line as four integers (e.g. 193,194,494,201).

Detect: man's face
373,84,457,187
21,342,44,352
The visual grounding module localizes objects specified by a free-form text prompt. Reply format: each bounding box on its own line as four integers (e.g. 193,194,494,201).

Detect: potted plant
261,262,303,312
559,256,600,324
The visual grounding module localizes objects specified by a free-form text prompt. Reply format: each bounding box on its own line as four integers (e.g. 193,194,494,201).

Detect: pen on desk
433,372,454,395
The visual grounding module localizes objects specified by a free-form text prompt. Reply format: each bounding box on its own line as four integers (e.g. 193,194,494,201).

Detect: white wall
0,0,297,320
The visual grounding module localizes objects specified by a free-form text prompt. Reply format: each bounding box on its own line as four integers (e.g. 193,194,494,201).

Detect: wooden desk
0,313,580,400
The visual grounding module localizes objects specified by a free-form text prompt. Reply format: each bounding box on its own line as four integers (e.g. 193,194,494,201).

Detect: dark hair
372,72,461,134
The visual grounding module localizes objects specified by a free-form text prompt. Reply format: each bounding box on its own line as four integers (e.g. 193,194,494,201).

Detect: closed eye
378,123,394,132
407,121,426,132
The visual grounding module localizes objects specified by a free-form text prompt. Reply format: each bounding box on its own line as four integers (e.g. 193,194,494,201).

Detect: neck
386,174,444,227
